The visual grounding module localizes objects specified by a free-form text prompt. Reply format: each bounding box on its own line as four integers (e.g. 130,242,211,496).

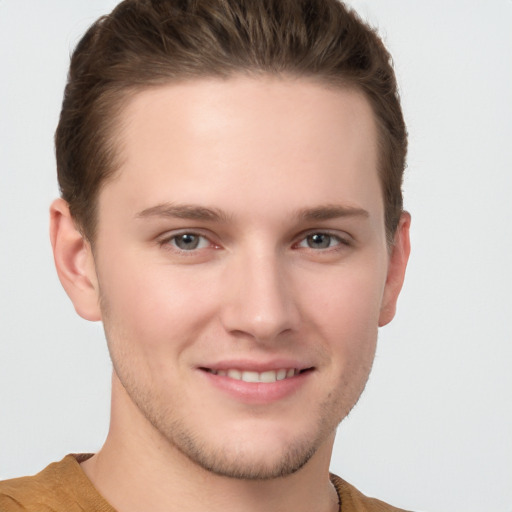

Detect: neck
81,374,339,512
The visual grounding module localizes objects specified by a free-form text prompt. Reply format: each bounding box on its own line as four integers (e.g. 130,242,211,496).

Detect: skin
50,76,410,512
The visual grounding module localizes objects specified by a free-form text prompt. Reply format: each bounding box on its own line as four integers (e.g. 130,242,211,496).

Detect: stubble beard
101,296,376,481
111,359,373,481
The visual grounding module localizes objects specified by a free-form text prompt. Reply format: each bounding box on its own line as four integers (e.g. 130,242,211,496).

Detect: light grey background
1,1,511,511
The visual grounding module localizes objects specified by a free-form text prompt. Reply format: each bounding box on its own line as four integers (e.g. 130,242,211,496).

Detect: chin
166,422,325,480
110,340,374,481
140,393,348,481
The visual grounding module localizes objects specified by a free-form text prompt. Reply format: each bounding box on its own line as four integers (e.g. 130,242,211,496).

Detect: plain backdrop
1,1,511,511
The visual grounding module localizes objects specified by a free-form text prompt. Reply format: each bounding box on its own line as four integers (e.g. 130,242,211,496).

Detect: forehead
101,76,382,224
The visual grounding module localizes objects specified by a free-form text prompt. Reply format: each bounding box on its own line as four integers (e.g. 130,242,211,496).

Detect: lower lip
199,369,313,404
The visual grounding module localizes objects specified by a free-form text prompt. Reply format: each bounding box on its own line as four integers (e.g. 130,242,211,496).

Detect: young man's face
62,76,409,479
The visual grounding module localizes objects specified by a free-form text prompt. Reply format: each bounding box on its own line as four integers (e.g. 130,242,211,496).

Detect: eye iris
308,233,331,249
175,234,200,250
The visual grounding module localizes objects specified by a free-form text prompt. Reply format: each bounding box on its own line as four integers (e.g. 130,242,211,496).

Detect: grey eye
307,233,332,249
298,233,341,249
172,233,203,250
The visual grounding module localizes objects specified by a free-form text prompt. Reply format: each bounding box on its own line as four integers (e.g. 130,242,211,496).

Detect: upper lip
198,358,314,373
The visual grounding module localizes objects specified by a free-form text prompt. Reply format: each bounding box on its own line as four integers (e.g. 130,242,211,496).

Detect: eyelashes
295,233,348,250
168,233,211,251
158,229,352,255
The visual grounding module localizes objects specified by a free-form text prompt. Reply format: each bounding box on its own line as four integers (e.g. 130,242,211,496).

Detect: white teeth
227,369,242,380
210,368,299,383
259,370,277,383
241,371,260,383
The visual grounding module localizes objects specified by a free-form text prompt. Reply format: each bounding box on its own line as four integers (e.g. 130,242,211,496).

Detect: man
0,0,411,511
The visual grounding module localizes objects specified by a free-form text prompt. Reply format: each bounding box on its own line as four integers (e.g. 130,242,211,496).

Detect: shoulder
0,455,112,512
330,474,413,512
0,473,47,512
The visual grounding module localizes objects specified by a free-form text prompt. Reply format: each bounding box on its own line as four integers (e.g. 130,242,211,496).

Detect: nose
219,248,300,343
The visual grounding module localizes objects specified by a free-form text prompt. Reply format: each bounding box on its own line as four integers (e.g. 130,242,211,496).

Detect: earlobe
378,212,411,327
50,198,102,321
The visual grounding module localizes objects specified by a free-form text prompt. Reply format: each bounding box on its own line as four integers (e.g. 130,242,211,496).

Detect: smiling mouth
201,368,313,383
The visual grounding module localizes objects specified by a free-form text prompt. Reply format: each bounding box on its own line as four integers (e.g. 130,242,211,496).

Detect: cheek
97,254,219,357
297,261,385,356
302,261,385,321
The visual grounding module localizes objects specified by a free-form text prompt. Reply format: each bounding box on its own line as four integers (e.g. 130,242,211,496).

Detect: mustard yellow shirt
0,454,410,512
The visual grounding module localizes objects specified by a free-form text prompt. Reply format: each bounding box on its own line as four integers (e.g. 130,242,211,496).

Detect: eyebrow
296,205,370,221
136,203,369,222
136,203,231,222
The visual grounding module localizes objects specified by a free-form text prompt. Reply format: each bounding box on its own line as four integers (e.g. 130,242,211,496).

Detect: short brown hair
56,0,407,242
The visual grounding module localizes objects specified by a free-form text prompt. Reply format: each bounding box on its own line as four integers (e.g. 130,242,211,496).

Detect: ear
50,198,102,321
378,212,411,327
